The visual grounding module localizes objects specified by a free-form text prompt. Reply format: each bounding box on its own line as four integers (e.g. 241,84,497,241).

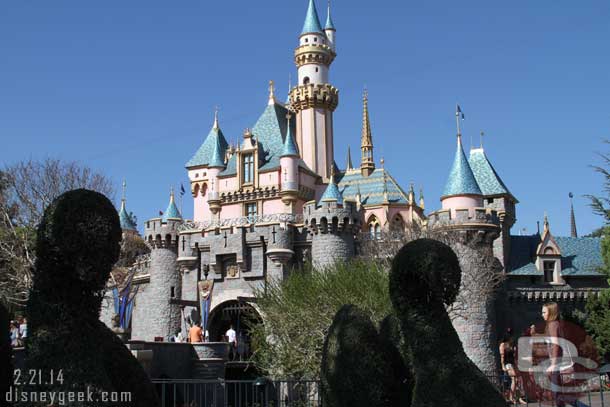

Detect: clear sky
1,0,609,236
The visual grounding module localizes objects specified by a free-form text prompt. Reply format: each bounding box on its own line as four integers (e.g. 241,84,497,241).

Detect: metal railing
151,379,321,407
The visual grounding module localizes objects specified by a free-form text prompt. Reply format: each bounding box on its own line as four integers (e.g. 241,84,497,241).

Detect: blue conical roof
442,136,482,197
208,127,226,168
185,115,228,168
281,119,299,157
301,0,324,35
325,3,336,30
162,192,182,222
468,148,514,198
118,200,137,231
320,177,343,204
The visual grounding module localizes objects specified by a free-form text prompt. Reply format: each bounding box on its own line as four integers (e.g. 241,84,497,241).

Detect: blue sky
1,0,609,236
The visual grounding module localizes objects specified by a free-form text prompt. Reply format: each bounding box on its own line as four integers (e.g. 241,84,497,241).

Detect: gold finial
268,80,276,104
213,106,219,129
419,187,425,210
380,157,384,168
480,130,484,148
121,179,126,202
170,186,175,201
329,163,336,184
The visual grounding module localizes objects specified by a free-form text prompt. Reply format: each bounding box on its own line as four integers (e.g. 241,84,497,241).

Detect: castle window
315,67,319,72
367,217,381,240
305,38,308,43
243,153,254,184
487,198,494,204
245,202,257,220
314,37,317,42
303,77,310,85
170,286,175,298
543,261,555,283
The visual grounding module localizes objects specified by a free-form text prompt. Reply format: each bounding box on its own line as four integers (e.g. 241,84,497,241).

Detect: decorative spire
456,104,464,137
345,147,353,171
569,192,578,238
408,183,415,205
213,106,219,129
543,212,549,234
268,80,276,105
281,113,299,157
162,187,182,222
382,164,389,203
121,179,127,209
325,0,336,30
480,130,484,149
301,0,324,35
442,107,481,198
419,188,425,209
360,89,375,176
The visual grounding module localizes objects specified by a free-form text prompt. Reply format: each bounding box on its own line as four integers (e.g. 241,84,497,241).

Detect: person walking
225,325,236,360
499,330,526,404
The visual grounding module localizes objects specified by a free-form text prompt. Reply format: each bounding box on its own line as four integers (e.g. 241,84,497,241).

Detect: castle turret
131,190,183,342
186,109,229,222
280,113,300,208
206,114,226,217
290,0,338,180
303,169,360,269
430,109,501,373
118,180,138,237
324,1,336,51
440,109,482,214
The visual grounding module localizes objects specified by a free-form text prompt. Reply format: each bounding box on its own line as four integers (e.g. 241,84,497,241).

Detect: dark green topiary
321,304,409,407
389,238,505,407
25,189,160,406
379,314,412,407
0,303,11,407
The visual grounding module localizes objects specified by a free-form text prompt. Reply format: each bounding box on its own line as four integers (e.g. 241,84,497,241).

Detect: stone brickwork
428,207,501,374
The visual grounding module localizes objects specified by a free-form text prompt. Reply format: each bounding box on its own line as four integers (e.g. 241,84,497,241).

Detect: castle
102,0,608,376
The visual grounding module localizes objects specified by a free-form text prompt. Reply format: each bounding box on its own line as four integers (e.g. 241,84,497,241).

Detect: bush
250,260,392,380
389,239,505,407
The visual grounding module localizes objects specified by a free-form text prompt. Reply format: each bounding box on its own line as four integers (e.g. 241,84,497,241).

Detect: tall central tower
289,0,339,181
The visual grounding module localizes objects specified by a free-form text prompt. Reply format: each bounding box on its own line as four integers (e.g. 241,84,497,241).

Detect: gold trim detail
294,43,336,67
290,84,339,113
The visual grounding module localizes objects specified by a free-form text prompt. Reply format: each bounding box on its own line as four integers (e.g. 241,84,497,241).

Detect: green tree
249,260,393,380
584,142,610,361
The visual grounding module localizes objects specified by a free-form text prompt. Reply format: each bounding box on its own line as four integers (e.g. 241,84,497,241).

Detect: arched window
303,77,310,85
367,216,381,240
390,215,405,234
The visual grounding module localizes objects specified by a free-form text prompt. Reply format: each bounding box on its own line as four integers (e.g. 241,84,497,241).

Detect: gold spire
121,179,127,209
268,80,276,105
170,186,175,202
419,187,425,209
360,88,375,177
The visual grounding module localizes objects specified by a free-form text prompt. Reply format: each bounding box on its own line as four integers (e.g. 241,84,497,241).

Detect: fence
151,379,321,407
152,374,610,407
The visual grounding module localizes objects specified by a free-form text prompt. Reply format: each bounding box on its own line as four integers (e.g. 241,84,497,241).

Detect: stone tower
303,174,360,269
132,190,183,341
289,0,338,180
433,112,502,374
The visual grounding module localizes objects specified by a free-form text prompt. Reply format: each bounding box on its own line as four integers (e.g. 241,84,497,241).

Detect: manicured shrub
321,304,408,407
25,189,160,406
389,238,505,407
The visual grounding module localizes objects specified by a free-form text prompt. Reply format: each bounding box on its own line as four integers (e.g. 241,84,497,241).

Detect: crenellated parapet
294,43,336,67
303,199,361,236
144,217,183,250
290,83,339,113
427,207,500,242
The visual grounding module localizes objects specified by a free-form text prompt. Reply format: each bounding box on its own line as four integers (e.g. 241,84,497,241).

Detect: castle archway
207,299,262,359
